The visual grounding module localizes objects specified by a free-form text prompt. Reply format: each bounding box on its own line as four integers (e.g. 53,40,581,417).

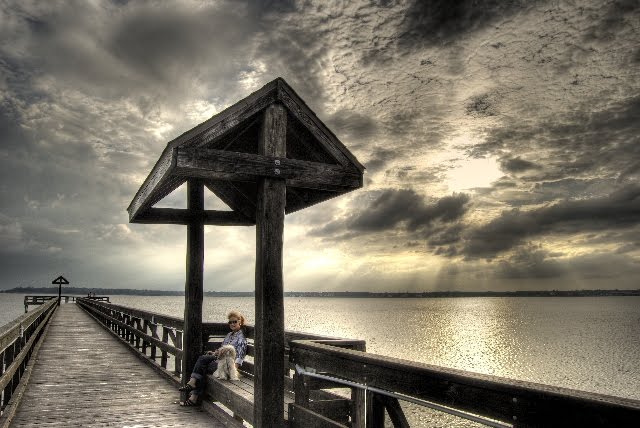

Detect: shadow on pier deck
3,303,238,428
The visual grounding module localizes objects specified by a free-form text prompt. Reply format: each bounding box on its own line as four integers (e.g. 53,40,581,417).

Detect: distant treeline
2,286,640,298
1,286,251,297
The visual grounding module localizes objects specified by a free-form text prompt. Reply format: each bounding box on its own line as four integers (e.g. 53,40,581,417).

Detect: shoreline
2,287,640,298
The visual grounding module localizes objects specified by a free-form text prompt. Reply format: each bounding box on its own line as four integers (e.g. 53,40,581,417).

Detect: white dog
213,344,239,380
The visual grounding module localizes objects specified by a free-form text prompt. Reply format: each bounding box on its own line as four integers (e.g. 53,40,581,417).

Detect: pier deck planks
9,304,235,427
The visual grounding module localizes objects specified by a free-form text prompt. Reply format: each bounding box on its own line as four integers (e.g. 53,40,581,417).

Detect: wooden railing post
148,320,159,360
161,327,169,369
134,318,142,349
3,343,15,405
352,342,367,427
175,329,183,376
142,319,149,354
366,392,385,428
128,316,135,344
293,371,310,405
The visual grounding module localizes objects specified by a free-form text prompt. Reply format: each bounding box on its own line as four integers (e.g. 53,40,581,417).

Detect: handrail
78,298,365,345
76,298,367,424
289,340,640,427
0,300,57,416
76,298,363,372
294,364,510,428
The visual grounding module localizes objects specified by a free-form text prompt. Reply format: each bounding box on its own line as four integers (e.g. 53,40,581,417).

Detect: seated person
179,310,247,406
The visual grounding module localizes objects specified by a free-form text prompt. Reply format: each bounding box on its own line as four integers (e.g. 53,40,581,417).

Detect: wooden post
254,103,287,427
182,178,204,388
161,327,169,369
366,392,385,428
352,341,367,427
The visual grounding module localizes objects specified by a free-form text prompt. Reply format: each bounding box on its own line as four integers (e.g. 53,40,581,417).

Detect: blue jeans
190,355,218,396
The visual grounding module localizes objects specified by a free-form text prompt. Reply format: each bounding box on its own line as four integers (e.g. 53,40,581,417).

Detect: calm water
2,294,638,425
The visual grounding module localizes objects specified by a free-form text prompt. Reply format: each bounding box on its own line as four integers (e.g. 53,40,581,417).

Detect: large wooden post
182,179,204,387
254,103,287,427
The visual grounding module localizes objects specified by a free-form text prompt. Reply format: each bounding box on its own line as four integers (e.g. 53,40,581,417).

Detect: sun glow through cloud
446,157,504,192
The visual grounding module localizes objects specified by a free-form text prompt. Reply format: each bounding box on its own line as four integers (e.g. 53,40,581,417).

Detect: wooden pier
1,303,239,427
2,298,640,427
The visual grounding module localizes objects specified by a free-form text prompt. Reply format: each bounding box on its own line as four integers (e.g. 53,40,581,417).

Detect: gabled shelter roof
127,77,364,224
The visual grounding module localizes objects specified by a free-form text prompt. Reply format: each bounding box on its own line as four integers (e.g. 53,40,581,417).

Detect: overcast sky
1,0,638,293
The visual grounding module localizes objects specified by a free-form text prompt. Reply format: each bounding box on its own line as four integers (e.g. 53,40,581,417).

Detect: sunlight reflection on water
97,295,640,400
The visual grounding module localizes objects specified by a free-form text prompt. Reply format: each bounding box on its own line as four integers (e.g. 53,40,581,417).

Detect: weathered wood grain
288,403,347,428
276,79,365,172
8,304,235,427
132,207,255,226
290,340,640,428
254,103,287,428
128,77,364,223
127,82,278,222
175,148,362,191
182,179,205,388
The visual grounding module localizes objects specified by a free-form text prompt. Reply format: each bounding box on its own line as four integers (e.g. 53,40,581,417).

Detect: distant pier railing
23,295,109,313
77,298,186,375
0,299,57,418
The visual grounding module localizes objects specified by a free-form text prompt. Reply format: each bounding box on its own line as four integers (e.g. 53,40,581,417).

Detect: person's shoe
178,384,195,393
180,398,199,407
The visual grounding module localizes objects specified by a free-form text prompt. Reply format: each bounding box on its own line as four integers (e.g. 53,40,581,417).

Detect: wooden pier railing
76,297,366,425
0,299,57,418
289,340,640,427
3,295,638,427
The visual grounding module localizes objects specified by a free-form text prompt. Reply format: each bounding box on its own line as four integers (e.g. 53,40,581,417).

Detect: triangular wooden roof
127,78,364,225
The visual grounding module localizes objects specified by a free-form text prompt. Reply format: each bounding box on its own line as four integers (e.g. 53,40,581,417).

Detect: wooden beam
175,148,362,191
127,147,182,222
366,392,385,428
288,404,347,428
181,180,204,391
254,103,287,428
276,78,365,172
131,207,255,225
128,80,279,223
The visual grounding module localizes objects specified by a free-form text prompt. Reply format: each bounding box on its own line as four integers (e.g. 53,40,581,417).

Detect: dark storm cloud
106,4,259,85
496,246,564,279
427,224,464,246
398,0,536,48
500,157,538,173
472,95,640,187
310,189,470,238
462,184,640,258
582,0,640,42
1,1,274,106
497,246,640,282
326,110,379,141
